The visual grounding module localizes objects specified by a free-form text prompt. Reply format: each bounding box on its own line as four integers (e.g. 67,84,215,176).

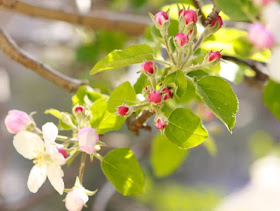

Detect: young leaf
96,111,125,134
164,70,187,98
134,74,148,94
215,0,258,21
151,134,188,178
195,76,238,132
90,98,108,128
90,44,154,75
165,108,208,149
107,81,137,113
72,86,103,106
101,148,145,195
263,80,280,120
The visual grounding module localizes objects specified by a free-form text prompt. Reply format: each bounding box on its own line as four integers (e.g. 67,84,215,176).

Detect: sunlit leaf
263,80,280,120
165,70,187,98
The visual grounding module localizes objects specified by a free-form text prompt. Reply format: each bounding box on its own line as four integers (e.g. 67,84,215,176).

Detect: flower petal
42,122,58,146
27,164,47,193
47,145,66,166
13,131,44,159
268,47,280,83
65,187,89,211
47,163,64,195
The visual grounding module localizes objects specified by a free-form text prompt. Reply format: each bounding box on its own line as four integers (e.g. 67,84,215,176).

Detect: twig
0,0,149,36
0,28,87,93
126,110,155,136
205,0,220,26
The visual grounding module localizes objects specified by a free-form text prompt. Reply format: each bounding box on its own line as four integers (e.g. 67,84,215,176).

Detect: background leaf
165,108,208,149
101,148,145,195
195,76,238,132
263,80,280,120
164,70,187,98
151,134,188,178
90,44,154,75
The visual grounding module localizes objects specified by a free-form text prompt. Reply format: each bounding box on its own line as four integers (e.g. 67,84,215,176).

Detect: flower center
33,152,51,166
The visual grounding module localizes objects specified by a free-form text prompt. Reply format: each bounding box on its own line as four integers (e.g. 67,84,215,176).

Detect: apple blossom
183,10,197,25
77,127,99,154
141,61,155,74
148,91,162,104
210,16,223,29
208,51,222,62
13,122,65,194
248,23,274,49
162,88,173,101
252,0,277,6
74,105,85,113
155,118,167,130
154,11,169,25
5,110,32,134
117,106,130,116
174,33,189,47
65,186,89,211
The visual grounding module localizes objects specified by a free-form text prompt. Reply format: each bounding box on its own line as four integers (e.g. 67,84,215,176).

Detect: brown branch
0,28,87,92
126,110,155,136
205,0,220,26
0,0,150,36
191,0,207,25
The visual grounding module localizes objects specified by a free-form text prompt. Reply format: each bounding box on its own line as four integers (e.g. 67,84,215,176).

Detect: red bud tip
183,10,197,25
118,106,129,116
154,11,169,25
162,88,173,101
156,118,167,130
74,106,85,113
148,91,162,104
141,61,154,74
208,51,222,62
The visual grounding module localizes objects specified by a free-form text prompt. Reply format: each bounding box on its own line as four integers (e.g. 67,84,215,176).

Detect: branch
0,0,150,36
0,28,87,92
126,110,155,136
205,0,220,26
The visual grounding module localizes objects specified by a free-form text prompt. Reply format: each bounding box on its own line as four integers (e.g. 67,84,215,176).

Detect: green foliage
90,98,108,128
263,80,280,120
44,109,75,130
204,137,217,156
101,148,145,195
107,81,137,113
215,0,258,21
90,44,154,75
72,86,103,106
151,134,188,177
165,108,208,149
195,76,239,132
164,70,187,98
134,74,148,94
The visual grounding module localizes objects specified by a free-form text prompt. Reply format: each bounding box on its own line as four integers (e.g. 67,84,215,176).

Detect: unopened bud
183,10,197,25
74,105,85,113
248,23,274,49
154,11,169,25
208,51,222,62
210,16,223,29
117,106,130,116
5,110,32,134
155,118,167,130
78,127,99,154
141,61,155,74
148,91,162,104
162,88,173,101
174,33,189,47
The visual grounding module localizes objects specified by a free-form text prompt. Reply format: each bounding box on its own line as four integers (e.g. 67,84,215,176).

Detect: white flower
65,187,89,211
13,122,65,194
268,47,280,83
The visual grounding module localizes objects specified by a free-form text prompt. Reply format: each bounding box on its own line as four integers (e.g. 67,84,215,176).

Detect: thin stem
193,31,205,53
163,35,176,65
149,76,157,90
154,59,172,66
183,64,205,73
133,102,150,109
181,43,193,69
94,153,104,162
79,152,87,184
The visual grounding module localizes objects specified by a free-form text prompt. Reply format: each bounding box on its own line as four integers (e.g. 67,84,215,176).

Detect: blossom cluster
249,0,280,82
5,108,99,211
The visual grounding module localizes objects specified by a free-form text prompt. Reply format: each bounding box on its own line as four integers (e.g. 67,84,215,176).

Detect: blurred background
1,0,280,210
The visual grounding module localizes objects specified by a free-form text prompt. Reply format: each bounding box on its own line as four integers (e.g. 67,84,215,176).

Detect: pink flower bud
174,33,189,47
189,29,194,35
162,88,173,101
252,0,277,6
148,91,162,104
74,105,85,113
179,9,184,17
210,16,223,29
248,23,274,49
77,127,99,154
117,106,129,116
56,146,67,158
183,10,197,24
141,61,155,74
5,110,32,134
65,187,89,211
208,51,222,62
155,118,167,130
154,11,169,25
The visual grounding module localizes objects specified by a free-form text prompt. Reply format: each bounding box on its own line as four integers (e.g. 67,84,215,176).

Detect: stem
154,59,172,66
94,153,104,161
133,102,150,109
181,43,193,69
183,64,205,73
193,31,205,53
149,76,157,90
162,34,176,65
79,152,87,184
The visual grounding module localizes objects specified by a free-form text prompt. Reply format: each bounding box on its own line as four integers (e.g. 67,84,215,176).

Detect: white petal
42,122,58,146
27,164,47,193
268,47,280,83
263,2,280,44
47,163,64,195
13,131,44,159
65,187,89,211
47,145,66,166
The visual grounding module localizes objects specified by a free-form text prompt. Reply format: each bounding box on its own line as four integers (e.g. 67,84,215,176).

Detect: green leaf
134,74,148,94
151,134,188,178
96,111,125,134
215,0,258,21
90,98,108,128
45,109,75,130
107,81,137,113
165,108,208,149
263,80,280,120
101,148,145,195
45,109,62,119
164,70,187,98
195,76,239,132
72,86,103,106
90,44,154,75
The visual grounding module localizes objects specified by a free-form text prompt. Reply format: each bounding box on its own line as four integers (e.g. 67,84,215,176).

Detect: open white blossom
13,122,65,194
